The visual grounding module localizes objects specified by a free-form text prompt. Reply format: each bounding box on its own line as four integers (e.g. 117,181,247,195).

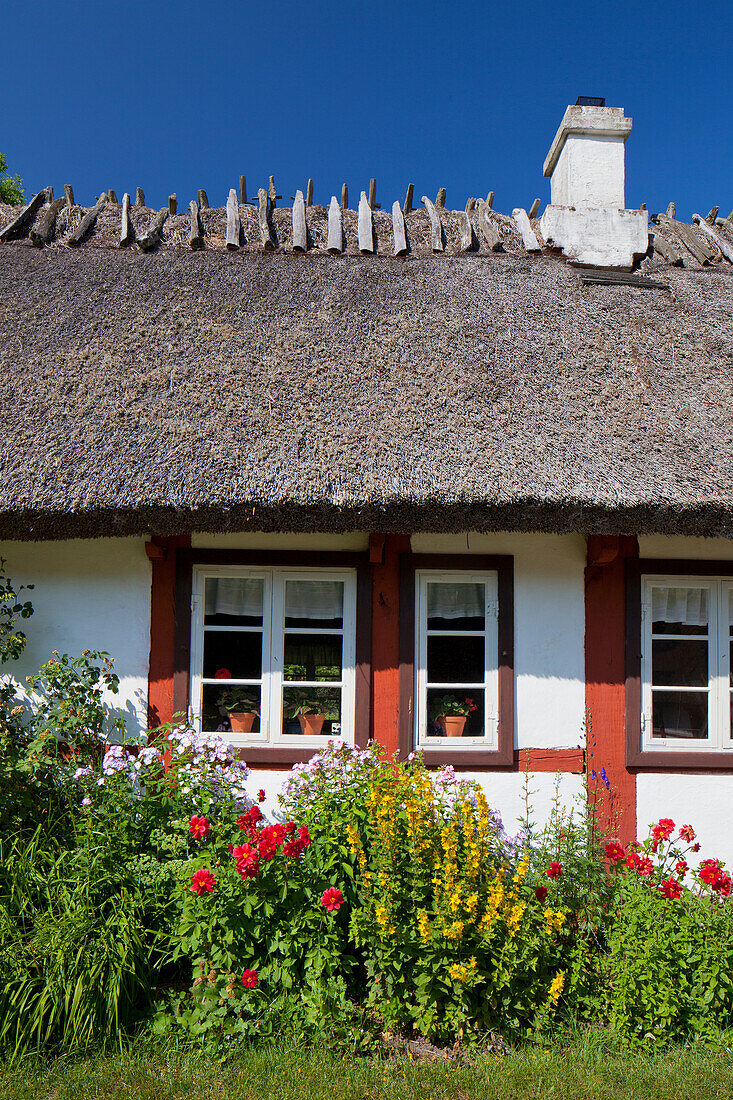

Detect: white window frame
415,569,499,750
641,574,732,752
190,565,357,748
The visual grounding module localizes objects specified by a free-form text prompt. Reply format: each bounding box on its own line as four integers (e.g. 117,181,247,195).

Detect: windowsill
413,745,515,768
230,745,339,766
628,746,733,771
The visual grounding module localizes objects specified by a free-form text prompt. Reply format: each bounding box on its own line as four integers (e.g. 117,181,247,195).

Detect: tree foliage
0,153,24,205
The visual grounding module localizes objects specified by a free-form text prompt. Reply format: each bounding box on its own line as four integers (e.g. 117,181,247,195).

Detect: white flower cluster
281,739,378,814
87,724,252,806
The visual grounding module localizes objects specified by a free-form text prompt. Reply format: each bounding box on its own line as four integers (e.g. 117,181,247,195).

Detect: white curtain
427,582,484,620
205,578,344,621
651,586,708,627
285,580,343,621
206,578,264,618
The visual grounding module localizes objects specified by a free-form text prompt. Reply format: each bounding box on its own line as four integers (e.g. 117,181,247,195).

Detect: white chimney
540,102,648,268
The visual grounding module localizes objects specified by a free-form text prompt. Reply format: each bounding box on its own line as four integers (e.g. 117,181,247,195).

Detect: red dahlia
189,869,216,895
546,862,563,880
241,969,259,988
658,878,682,899
605,841,626,863
189,815,211,840
535,886,548,903
320,887,344,912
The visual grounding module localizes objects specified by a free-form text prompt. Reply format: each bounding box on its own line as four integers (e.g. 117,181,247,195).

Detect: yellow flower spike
548,970,566,1005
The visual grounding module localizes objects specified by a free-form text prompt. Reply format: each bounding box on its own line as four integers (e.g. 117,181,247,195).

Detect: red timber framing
144,531,583,776
585,535,638,844
145,535,191,728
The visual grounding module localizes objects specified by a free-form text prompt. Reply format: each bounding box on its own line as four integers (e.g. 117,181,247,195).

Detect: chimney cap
543,104,633,178
575,95,605,107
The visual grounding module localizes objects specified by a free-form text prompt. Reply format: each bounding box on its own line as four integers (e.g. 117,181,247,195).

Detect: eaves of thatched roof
1,195,733,541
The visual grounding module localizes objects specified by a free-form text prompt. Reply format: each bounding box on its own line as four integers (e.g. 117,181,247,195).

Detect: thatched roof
1,194,733,540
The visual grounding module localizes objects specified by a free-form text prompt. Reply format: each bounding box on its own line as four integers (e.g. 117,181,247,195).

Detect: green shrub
607,821,733,1044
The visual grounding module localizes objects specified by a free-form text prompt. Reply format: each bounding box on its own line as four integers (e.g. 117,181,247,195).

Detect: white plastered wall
0,537,151,738
637,535,733,862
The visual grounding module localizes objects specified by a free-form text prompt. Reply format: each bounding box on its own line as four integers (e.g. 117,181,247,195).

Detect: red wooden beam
585,534,638,843
147,535,190,729
371,533,410,755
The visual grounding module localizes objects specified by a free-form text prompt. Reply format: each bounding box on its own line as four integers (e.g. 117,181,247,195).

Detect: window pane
652,691,708,739
205,577,263,626
203,631,262,680
283,634,342,682
427,635,484,685
427,582,485,631
201,683,261,734
284,580,343,627
651,639,708,687
282,686,341,736
427,689,485,737
651,585,708,635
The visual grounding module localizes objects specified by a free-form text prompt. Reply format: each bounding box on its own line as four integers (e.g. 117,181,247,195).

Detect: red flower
232,844,260,879
465,697,477,712
283,837,305,858
716,873,732,897
320,887,344,912
651,818,675,844
258,789,266,802
546,862,563,880
284,821,297,836
214,667,231,679
692,843,701,853
675,860,688,877
241,969,259,989
658,878,682,899
605,841,626,863
679,824,696,844
298,825,312,848
189,815,211,840
535,886,548,903
700,859,723,886
635,856,654,878
237,805,263,836
189,869,216,895
625,851,640,871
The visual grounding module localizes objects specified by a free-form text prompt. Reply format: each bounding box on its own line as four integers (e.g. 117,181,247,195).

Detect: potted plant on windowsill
429,695,477,737
287,687,338,736
217,685,260,734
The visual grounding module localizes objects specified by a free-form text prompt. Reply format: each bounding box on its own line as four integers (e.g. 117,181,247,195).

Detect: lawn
3,1037,733,1100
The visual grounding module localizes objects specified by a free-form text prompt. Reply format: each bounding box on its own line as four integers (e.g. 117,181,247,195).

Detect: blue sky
4,0,732,221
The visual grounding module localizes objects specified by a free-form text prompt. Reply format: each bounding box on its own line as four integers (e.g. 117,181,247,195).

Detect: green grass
3,1034,733,1100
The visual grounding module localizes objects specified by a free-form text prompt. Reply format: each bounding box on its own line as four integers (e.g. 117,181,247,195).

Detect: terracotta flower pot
439,715,467,738
298,714,326,736
229,711,257,734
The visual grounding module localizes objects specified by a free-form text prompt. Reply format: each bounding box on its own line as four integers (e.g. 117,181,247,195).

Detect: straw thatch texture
1,244,732,540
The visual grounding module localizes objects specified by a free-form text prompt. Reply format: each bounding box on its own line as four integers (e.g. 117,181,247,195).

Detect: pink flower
546,862,563,880
189,869,216,895
241,969,259,988
189,815,211,840
320,887,344,912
